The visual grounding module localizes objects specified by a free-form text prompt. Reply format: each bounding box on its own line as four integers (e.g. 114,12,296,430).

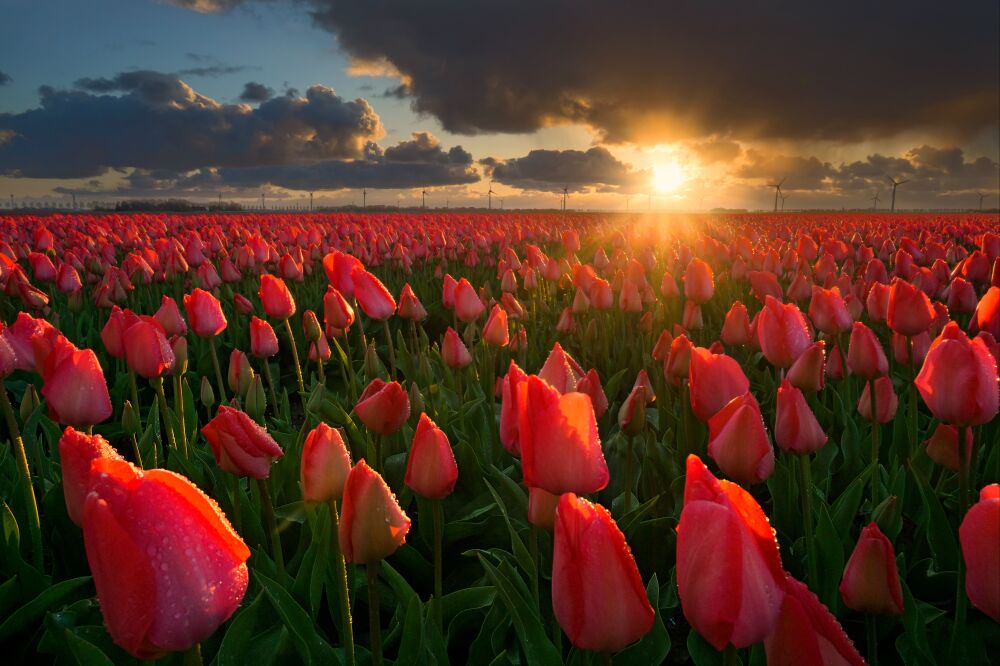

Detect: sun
652,161,688,193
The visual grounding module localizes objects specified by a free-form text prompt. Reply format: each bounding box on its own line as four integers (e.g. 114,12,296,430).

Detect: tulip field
1,210,999,665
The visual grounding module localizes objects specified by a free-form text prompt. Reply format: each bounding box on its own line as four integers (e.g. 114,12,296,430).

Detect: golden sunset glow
652,161,687,193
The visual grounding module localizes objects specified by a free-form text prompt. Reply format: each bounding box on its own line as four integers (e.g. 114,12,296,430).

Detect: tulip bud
201,406,284,479
775,379,827,454
170,336,188,376
245,375,267,423
924,423,973,472
959,485,1000,623
19,384,40,421
915,322,999,427
618,385,647,437
259,274,296,320
339,460,411,563
302,309,322,344
707,392,775,485
442,327,473,369
871,495,900,535
407,381,425,416
688,347,749,422
122,399,140,437
846,322,888,379
404,413,458,499
857,376,898,423
839,522,904,615
227,350,255,397
301,423,353,504
200,375,215,409
786,340,825,392
354,379,410,436
363,342,384,379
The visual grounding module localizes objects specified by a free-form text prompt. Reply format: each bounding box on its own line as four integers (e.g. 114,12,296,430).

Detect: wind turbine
977,192,986,211
421,189,428,209
488,181,495,210
768,177,786,213
362,188,367,209
260,192,265,211
500,198,504,210
886,175,908,213
870,190,881,211
309,192,314,212
561,185,569,212
779,191,789,211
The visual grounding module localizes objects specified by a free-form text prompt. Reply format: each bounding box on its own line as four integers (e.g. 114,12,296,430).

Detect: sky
0,0,998,211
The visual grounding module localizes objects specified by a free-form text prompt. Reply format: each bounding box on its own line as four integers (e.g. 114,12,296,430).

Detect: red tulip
683,258,714,304
258,274,296,320
538,341,585,393
552,493,654,652
688,347,749,422
441,273,458,309
454,277,485,322
970,285,1000,339
677,455,785,649
339,460,410,564
322,250,362,298
589,278,614,309
404,413,458,499
83,458,249,658
323,286,356,332
866,281,890,322
442,326,473,369
227,349,254,396
232,293,253,316
808,286,853,335
758,295,812,369
301,423,352,504
839,522,904,615
123,318,175,379
500,361,529,456
201,406,284,479
663,333,694,384
707,392,775,485
58,427,123,526
354,378,410,436
153,295,187,337
575,368,608,419
750,270,784,303
482,304,510,346
857,376,898,423
764,575,865,666
947,277,978,314
887,278,935,336
183,288,227,338
721,301,751,346
846,322,888,379
787,340,826,392
924,423,973,472
351,267,396,320
651,329,674,361
397,283,428,321
249,316,279,358
959,484,1000,623
775,379,827,454
519,375,608,495
100,306,139,360
528,486,560,530
39,335,113,427
914,322,999,426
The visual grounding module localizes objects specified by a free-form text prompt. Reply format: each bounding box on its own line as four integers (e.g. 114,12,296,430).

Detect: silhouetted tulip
183,288,227,338
764,575,865,666
618,384,648,436
887,278,935,336
227,350,255,397
839,522,904,615
249,316,279,358
947,277,978,314
58,427,123,526
915,322,999,426
339,460,410,563
201,406,284,479
846,322,888,378
153,295,187,337
575,368,608,419
397,283,428,321
405,413,458,499
707,392,775,485
664,334,694,384
688,347,749,422
959,484,1000,623
924,423,972,472
677,455,785,649
351,268,397,320
83,458,249,658
787,340,826,392
301,423,352,504
354,379,410,436
758,295,812,368
775,379,827,454
552,493,654,652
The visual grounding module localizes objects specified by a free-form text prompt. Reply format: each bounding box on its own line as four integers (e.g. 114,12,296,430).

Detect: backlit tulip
83,458,249,658
442,326,473,369
887,278,935,336
857,376,898,423
339,460,410,564
454,277,485,322
775,379,827,454
519,375,608,494
970,285,1000,339
924,423,972,472
352,268,397,320
914,322,999,426
404,413,458,499
959,485,1000,623
787,340,826,392
758,295,812,368
39,335,113,427
750,270,783,303
846,321,888,378
764,575,865,666
721,301,751,346
123,318,175,379
866,281,890,322
707,392,775,485
683,258,714,304
100,306,138,360
839,522,904,615
323,286,356,332
300,422,352,503
500,361,529,456
618,384,648,436
482,304,509,346
441,273,458,309
677,455,785,649
538,341,585,393
201,406,284,479
249,316,279,357
688,347,749,422
664,333,693,384
58,427,123,526
397,283,428,321
552,493,654,652
183,288,227,338
575,368,608,419
153,295,187,337
354,378,410,436
808,286,853,335
227,349,254,396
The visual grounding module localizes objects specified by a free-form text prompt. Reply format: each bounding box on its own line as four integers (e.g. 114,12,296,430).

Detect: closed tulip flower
750,270,784,303
589,278,614,309
857,376,898,423
677,455,786,649
301,423,352,504
258,274,296,320
227,349,255,396
339,460,410,564
787,340,826,392
947,277,978,314
959,485,1000,623
500,361,529,456
846,321,888,378
683,258,715,304
351,268,397,320
575,368,609,419
454,277,485,322
775,379,828,454
201,406,284,479
924,423,973,472
123,318,175,379
808,286,853,335
664,334,694,384
538,341,585,393
970,286,1000,338
886,278,935,336
39,335,113,427
442,326,473,369
839,522,904,615
618,384,648,437
441,273,458,309
58,427,123,526
83,458,249,658
397,283,428,321
721,301,751,346
354,379,410,436
866,281,891,322
519,375,608,495
323,286,356,332
404,413,458,499
183,288,227,338
915,322,999,426
764,575,866,666
552,493,654,652
482,304,510,346
758,295,812,369
707,392,775,485
232,293,253,316
100,306,139,360
249,316,279,358
688,347,750,422
153,295,187,337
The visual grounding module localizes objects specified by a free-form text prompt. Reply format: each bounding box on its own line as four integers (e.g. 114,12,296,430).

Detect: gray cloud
0,71,384,178
239,81,274,102
485,147,649,193
0,71,11,86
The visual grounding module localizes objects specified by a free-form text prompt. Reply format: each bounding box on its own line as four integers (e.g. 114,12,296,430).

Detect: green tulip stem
261,360,279,416
283,318,306,395
722,644,738,666
0,387,42,570
329,500,355,666
798,453,819,589
367,561,383,666
624,432,635,516
868,379,880,510
208,337,228,403
257,478,286,583
151,377,177,452
432,498,444,631
127,367,142,426
866,614,878,666
173,374,188,457
381,319,397,381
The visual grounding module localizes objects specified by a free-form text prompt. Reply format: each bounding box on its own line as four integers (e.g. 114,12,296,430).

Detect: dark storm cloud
486,147,649,193
239,81,274,102
0,72,384,178
300,0,998,144
0,71,12,86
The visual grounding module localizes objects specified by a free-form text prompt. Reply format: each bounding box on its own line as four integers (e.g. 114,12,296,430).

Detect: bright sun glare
652,161,687,193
